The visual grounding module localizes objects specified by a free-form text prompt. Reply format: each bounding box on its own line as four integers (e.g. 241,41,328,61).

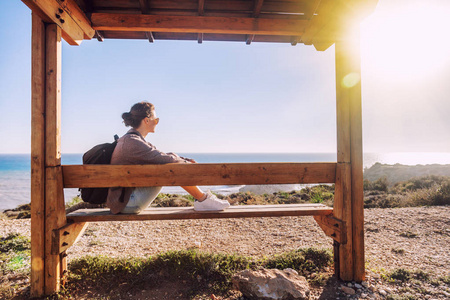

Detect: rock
354,283,363,289
379,289,387,296
232,268,310,300
361,293,368,298
341,286,356,295
361,281,369,288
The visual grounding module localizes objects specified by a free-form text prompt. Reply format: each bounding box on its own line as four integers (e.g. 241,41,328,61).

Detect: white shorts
120,186,162,214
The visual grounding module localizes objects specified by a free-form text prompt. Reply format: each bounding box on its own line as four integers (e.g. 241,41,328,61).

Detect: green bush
364,177,388,192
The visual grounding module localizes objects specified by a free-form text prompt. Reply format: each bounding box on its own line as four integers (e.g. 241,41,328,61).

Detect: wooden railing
62,162,337,188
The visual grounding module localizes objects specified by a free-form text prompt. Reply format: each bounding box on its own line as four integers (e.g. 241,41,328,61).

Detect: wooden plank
45,24,62,167
44,166,67,294
67,204,333,222
91,13,308,36
62,162,337,188
30,13,46,298
22,0,85,45
51,222,88,255
313,214,347,244
91,0,309,14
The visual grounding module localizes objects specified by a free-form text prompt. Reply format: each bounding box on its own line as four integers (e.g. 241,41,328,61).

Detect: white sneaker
194,191,230,211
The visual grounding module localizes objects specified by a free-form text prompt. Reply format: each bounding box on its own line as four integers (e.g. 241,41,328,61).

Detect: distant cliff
364,163,450,185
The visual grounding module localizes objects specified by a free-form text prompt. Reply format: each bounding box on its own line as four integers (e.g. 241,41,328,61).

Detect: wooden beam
139,0,150,14
245,34,254,45
43,24,67,295
45,24,62,167
245,0,264,45
314,214,347,244
44,166,67,294
91,13,308,36
62,162,337,188
333,162,353,280
198,0,205,16
345,30,365,282
146,31,154,43
67,204,333,223
57,0,95,39
95,30,104,42
22,0,91,45
334,30,366,281
253,0,264,18
301,0,339,45
30,13,46,298
51,222,88,255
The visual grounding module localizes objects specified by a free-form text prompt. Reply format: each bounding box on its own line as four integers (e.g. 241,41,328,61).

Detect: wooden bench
66,203,334,222
55,203,345,262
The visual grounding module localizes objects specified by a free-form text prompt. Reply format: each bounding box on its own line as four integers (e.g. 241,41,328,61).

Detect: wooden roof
23,0,378,50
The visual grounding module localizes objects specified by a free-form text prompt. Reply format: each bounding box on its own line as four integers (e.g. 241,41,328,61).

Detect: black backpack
80,134,120,204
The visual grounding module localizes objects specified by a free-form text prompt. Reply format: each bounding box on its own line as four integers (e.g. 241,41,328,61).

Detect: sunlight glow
361,2,450,81
342,73,361,88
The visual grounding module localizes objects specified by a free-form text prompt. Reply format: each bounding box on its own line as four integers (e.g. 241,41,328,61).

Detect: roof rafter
139,0,155,43
246,0,264,45
91,13,308,36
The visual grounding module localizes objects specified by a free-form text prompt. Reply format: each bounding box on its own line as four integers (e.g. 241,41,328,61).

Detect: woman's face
145,110,159,133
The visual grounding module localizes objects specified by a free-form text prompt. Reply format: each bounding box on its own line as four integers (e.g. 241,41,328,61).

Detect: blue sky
1,0,450,154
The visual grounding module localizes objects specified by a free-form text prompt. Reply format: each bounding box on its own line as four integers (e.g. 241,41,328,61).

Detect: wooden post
30,13,46,297
334,27,364,282
44,23,67,295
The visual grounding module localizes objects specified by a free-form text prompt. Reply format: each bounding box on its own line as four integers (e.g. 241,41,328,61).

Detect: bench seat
66,203,333,223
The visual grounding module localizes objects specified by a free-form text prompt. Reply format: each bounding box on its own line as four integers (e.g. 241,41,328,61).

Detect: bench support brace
314,214,347,244
51,222,88,255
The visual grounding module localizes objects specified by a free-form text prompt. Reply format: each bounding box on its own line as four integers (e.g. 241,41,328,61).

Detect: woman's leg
121,186,162,214
181,186,206,201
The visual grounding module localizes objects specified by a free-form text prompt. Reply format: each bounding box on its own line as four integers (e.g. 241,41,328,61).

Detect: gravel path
1,206,449,299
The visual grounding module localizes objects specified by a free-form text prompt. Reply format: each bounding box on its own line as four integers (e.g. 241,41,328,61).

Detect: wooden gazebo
21,0,378,297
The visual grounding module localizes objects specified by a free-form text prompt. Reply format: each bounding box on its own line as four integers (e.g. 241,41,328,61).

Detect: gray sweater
106,128,189,214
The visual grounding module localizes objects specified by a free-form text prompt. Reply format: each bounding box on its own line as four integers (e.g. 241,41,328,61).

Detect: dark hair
122,102,155,128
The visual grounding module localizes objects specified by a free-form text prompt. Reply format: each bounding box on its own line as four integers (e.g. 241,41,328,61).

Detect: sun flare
360,2,450,81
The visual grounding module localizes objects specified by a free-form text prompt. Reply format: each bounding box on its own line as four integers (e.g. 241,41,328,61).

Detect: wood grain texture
333,162,353,280
62,162,337,188
45,24,61,167
91,13,308,36
67,204,333,223
44,166,67,294
58,0,95,39
22,0,84,45
30,13,46,298
314,214,347,244
51,222,88,255
345,31,365,282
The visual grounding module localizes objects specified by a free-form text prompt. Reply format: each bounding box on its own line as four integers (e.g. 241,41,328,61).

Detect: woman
106,102,230,214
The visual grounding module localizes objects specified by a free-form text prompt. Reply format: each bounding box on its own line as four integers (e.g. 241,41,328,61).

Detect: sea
2,152,450,211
